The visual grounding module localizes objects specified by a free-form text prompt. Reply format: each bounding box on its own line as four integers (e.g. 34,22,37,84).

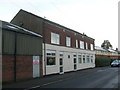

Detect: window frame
78,54,82,64
66,36,71,47
80,41,84,49
46,50,56,66
90,44,94,50
76,40,78,48
86,42,88,49
51,32,60,45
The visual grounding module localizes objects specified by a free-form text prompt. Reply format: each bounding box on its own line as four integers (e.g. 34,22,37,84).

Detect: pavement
2,66,119,89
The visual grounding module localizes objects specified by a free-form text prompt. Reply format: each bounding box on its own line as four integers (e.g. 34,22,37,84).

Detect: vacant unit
11,9,95,76
1,21,43,83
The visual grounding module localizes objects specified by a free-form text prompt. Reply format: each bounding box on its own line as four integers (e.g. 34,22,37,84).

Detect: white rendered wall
43,44,95,75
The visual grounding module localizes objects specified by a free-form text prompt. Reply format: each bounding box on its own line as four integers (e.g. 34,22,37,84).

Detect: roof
11,9,94,41
1,20,42,38
95,46,118,53
95,46,107,52
107,49,117,53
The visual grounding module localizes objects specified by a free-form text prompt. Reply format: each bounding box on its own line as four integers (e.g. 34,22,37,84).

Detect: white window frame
46,50,56,66
80,41,84,49
76,40,78,48
87,55,90,63
51,32,60,45
86,42,88,49
66,37,71,47
90,44,94,50
83,54,86,63
78,54,82,64
91,55,94,63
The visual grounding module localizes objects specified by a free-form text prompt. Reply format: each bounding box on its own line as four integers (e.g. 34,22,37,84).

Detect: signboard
33,56,39,64
33,56,40,78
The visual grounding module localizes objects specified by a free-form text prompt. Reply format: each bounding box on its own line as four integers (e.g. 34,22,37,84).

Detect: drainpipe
43,18,46,75
14,31,17,82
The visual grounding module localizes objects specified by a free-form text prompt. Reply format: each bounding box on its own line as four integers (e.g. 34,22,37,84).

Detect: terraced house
11,9,95,76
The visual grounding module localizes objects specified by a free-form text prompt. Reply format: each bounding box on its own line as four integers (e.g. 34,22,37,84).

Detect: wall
11,10,43,35
2,25,43,83
43,44,95,75
44,23,94,50
2,55,43,83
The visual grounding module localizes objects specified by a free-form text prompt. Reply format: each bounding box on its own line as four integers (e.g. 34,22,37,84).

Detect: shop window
87,55,90,63
91,56,93,63
83,55,86,63
46,50,56,65
78,55,82,63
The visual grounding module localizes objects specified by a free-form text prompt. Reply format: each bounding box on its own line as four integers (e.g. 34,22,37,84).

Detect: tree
101,40,112,49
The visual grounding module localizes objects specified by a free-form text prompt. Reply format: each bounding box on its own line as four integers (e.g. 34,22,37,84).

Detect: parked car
111,60,120,67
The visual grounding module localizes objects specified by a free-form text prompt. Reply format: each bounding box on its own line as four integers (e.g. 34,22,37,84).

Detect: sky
0,0,119,49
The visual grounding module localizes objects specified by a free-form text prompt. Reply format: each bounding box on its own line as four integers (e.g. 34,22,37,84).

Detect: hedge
95,56,111,67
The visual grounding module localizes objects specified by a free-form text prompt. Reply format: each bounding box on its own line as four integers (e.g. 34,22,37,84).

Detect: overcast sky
0,0,119,49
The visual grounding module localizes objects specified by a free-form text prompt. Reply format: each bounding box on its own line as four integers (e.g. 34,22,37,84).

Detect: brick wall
16,56,33,81
2,55,14,82
44,23,94,50
2,55,43,83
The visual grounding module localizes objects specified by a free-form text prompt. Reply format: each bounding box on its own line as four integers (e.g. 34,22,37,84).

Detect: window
60,67,63,72
78,55,82,63
51,32,60,44
91,55,93,63
90,44,94,50
76,40,78,48
86,43,88,49
60,58,63,65
68,55,70,58
60,52,63,57
66,37,71,47
80,41,84,49
46,50,56,65
59,52,63,65
83,55,86,63
87,55,90,63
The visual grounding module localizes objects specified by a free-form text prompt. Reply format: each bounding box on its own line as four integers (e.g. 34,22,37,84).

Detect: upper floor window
76,40,78,48
66,37,71,47
80,41,84,49
51,32,60,45
86,43,88,49
90,44,94,50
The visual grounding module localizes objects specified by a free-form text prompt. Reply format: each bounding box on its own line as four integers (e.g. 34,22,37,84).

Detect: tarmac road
3,66,120,89
39,67,120,89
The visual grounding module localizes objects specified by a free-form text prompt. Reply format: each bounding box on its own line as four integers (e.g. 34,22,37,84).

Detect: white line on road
24,77,72,90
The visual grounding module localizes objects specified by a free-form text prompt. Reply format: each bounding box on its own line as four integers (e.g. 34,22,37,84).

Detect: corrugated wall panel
17,33,42,55
0,24,2,54
3,30,15,54
11,10,43,35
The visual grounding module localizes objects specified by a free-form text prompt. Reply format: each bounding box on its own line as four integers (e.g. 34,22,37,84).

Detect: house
11,9,95,76
1,20,43,83
95,46,119,59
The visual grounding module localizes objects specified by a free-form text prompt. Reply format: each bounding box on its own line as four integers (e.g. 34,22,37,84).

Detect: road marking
24,77,72,90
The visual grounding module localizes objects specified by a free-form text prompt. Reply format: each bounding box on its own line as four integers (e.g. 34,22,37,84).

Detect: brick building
11,9,95,76
1,21,43,83
95,46,119,59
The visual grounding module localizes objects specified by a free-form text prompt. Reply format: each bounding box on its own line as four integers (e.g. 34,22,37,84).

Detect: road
3,66,120,89
38,67,119,88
